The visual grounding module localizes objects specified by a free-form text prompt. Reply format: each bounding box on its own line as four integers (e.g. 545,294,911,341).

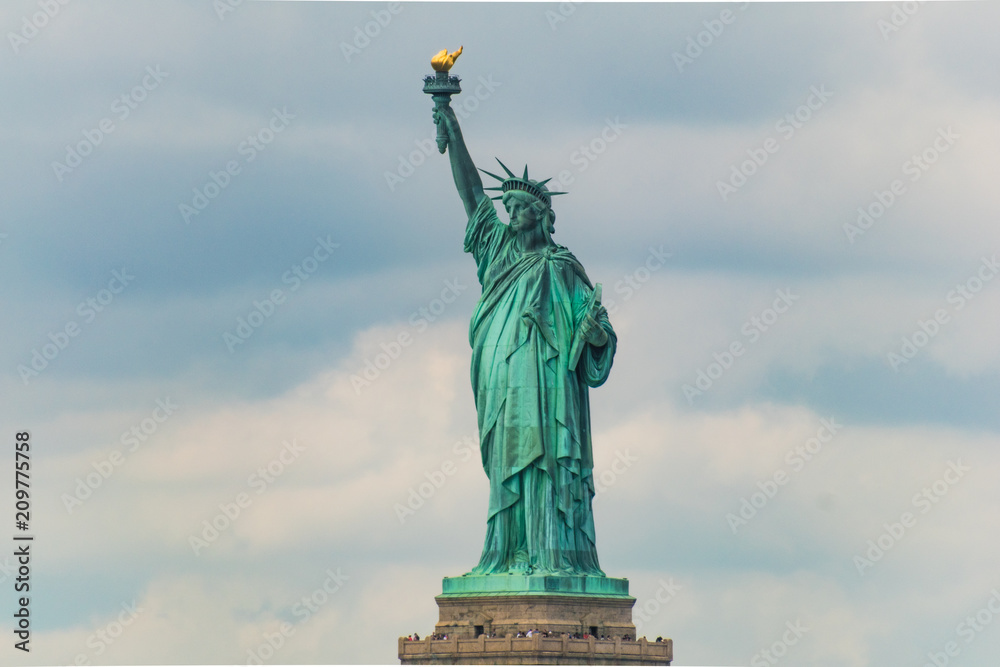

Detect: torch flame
431,46,463,72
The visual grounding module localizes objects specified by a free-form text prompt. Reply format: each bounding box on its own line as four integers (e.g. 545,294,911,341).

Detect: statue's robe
464,196,616,576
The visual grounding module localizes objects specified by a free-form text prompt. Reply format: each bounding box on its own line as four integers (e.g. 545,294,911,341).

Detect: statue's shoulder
549,244,593,286
550,244,581,264
470,196,509,232
473,193,499,219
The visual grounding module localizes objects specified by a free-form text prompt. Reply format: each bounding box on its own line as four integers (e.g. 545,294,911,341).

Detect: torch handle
432,94,452,154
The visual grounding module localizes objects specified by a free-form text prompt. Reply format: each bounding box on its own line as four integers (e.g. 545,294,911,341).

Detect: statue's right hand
432,106,458,136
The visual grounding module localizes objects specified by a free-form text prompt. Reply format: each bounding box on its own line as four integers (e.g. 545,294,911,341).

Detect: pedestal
399,576,672,665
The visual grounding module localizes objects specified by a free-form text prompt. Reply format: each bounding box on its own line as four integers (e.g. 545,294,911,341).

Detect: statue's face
504,193,543,234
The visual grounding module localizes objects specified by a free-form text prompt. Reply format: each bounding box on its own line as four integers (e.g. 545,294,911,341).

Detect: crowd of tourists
511,629,649,641
403,632,452,641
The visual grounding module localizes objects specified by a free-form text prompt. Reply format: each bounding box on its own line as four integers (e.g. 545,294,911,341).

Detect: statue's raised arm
433,105,485,219
422,46,484,218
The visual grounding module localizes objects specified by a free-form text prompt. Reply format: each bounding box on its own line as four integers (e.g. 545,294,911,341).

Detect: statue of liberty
430,57,617,578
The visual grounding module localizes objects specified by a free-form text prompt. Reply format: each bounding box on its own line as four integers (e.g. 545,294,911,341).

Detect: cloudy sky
2,0,999,665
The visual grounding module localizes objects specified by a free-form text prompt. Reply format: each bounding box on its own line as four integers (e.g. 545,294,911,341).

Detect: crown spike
536,178,552,187
495,158,516,178
478,168,506,182
523,165,529,180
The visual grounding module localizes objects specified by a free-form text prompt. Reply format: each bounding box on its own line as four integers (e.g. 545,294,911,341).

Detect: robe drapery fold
463,195,616,576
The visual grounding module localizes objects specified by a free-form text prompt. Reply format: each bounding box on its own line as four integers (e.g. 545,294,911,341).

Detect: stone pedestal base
398,576,672,665
435,592,637,640
398,632,672,665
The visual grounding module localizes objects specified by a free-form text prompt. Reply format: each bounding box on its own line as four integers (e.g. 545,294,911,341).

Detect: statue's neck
515,226,548,253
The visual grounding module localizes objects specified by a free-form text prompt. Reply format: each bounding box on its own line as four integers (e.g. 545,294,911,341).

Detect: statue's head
502,188,556,236
480,159,565,237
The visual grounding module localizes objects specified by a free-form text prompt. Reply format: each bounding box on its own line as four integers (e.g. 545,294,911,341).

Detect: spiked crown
480,159,566,208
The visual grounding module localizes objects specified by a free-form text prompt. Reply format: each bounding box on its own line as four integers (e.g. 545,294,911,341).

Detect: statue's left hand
580,312,609,347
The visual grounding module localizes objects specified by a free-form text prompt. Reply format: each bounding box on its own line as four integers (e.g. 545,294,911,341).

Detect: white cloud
20,307,996,663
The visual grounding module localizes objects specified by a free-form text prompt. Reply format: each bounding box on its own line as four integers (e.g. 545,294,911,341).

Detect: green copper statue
428,50,616,578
